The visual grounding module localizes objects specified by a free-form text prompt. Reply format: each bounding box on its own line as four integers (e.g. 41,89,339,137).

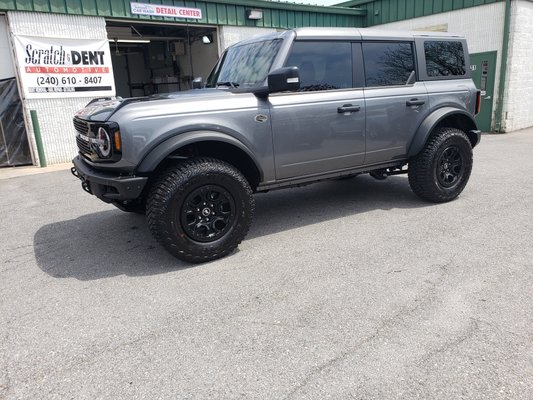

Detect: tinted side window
424,41,466,77
284,41,352,91
362,42,415,87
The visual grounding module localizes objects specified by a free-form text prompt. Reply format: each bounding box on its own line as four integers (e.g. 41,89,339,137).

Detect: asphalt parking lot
1,130,532,399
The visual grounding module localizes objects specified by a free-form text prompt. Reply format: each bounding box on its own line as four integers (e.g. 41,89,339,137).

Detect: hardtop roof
292,27,464,41
228,27,465,48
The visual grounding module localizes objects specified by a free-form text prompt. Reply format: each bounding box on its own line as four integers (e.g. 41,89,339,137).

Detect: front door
270,90,365,179
270,40,365,180
470,51,497,132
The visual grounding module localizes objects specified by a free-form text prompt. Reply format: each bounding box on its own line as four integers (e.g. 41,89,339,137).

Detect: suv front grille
73,117,94,159
75,135,92,155
73,118,89,136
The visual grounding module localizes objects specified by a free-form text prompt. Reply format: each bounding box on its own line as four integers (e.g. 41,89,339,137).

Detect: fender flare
136,130,264,180
407,107,479,158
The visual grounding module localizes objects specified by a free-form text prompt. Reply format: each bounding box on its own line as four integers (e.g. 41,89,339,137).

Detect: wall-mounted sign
131,2,202,19
13,36,115,99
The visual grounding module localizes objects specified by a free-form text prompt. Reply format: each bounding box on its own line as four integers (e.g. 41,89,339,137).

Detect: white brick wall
372,3,506,131
502,0,533,132
7,11,112,165
0,16,16,80
372,2,506,55
218,26,278,53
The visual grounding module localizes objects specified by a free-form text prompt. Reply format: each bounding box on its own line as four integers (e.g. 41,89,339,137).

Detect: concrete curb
0,163,72,180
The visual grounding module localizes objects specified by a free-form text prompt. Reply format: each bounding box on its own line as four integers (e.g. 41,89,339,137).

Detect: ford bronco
71,28,481,263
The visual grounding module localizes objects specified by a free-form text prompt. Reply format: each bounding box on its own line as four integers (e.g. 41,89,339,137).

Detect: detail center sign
130,2,202,19
13,36,115,99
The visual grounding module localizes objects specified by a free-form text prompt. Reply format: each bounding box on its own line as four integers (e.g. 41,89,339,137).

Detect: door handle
484,96,491,100
337,104,361,113
406,99,425,106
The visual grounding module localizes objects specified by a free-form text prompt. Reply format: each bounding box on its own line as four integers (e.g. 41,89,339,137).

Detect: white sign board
13,35,115,99
130,2,202,19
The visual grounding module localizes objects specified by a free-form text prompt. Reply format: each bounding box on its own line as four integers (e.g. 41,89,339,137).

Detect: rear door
361,41,429,164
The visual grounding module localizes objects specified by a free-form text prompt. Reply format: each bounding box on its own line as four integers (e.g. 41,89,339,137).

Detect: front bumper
71,156,148,202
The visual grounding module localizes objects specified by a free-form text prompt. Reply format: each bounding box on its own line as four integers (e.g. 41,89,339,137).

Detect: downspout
30,110,47,167
494,0,511,133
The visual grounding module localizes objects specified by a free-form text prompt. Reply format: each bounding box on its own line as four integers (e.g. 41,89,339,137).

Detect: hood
74,89,234,122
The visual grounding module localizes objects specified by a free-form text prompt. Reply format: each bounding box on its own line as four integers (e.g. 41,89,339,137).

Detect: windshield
206,39,282,89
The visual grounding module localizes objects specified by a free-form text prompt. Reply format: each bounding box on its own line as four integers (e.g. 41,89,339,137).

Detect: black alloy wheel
180,185,236,242
436,145,465,188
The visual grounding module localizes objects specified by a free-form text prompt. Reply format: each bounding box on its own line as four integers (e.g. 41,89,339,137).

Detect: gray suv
71,28,481,263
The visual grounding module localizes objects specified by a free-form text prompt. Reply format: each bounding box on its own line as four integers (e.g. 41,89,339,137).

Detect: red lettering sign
25,66,110,74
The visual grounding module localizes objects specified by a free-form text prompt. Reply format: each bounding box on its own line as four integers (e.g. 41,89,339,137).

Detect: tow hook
71,166,92,194
81,181,92,194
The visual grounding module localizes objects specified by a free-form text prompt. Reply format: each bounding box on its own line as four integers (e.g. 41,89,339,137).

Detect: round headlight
96,127,111,158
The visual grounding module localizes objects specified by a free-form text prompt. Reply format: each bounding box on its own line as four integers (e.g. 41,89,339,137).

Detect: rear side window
362,42,415,87
424,41,466,77
284,41,352,91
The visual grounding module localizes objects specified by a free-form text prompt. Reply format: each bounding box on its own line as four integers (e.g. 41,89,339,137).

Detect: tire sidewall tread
408,127,473,203
146,158,254,263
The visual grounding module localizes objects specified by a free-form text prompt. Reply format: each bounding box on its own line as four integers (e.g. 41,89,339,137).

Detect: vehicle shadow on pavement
247,174,427,239
34,211,186,280
34,175,428,280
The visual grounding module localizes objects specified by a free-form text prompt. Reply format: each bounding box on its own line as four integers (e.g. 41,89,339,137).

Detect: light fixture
109,39,151,43
246,9,263,20
201,34,213,44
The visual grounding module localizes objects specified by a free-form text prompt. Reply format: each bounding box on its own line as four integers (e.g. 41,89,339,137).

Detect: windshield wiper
216,81,240,88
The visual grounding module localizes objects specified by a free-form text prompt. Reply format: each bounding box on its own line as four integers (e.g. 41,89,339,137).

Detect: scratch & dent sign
13,36,115,99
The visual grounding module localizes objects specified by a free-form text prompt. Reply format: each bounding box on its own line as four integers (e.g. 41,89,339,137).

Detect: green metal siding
0,0,366,29
349,0,503,26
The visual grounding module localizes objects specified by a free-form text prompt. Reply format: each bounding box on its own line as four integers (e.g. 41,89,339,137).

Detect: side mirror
192,77,203,89
268,67,300,93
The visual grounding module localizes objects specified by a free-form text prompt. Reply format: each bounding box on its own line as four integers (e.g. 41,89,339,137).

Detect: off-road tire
408,127,473,203
146,158,254,263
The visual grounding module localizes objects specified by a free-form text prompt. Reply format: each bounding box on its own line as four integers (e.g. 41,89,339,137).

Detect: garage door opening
106,21,218,97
